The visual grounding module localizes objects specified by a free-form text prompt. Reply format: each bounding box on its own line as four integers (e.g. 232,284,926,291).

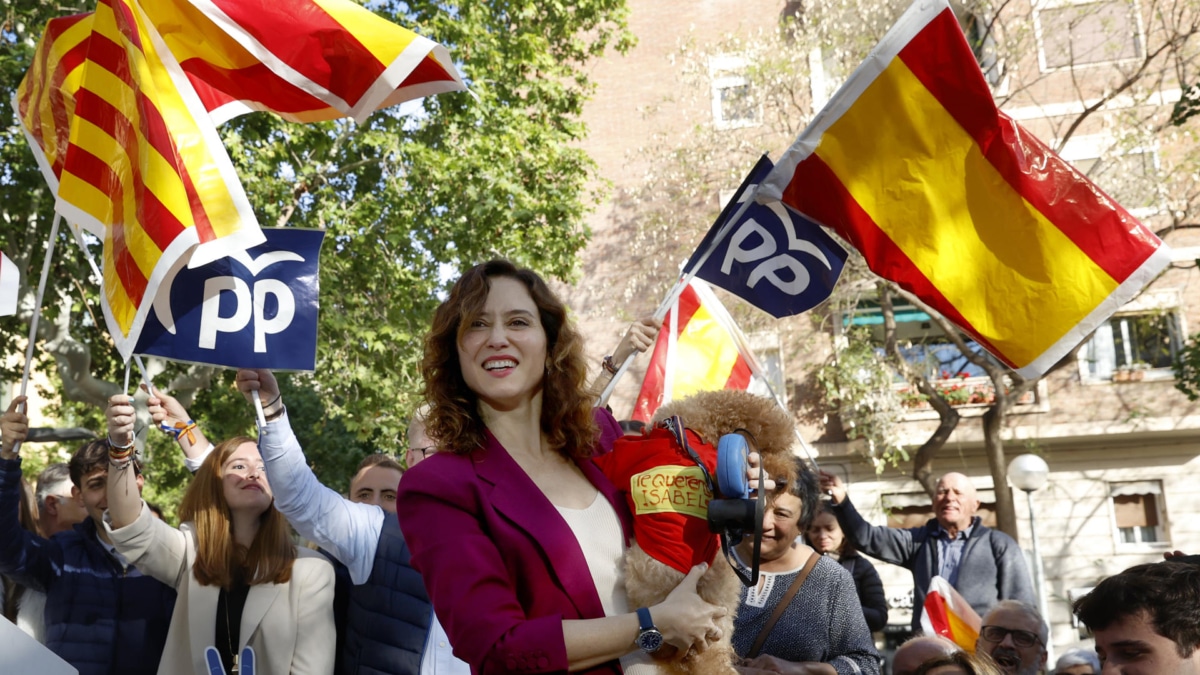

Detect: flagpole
13,213,62,456
592,188,761,409
594,277,687,409
592,157,766,410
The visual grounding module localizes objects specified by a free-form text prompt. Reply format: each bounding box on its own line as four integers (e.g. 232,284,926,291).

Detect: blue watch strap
636,606,654,631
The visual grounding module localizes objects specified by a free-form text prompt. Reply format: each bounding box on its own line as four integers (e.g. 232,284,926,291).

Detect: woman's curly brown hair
421,260,598,458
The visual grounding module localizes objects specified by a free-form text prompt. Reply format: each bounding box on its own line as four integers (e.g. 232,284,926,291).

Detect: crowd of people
0,258,1197,675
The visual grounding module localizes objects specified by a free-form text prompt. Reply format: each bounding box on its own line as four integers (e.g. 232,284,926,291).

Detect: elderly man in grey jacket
819,471,1035,630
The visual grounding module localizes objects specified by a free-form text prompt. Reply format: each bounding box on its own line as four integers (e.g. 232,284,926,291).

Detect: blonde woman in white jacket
105,395,335,675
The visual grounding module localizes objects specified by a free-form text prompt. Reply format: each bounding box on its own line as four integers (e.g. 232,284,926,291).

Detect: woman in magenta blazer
396,260,726,675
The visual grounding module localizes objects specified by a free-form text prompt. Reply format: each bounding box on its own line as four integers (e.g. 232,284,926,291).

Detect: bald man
892,635,960,675
821,471,1035,630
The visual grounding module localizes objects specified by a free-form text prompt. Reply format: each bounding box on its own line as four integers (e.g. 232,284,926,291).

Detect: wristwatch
635,607,664,653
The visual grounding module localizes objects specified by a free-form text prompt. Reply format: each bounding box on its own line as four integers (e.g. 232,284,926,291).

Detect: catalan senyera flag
631,280,768,423
920,576,982,652
0,251,19,317
15,0,466,359
17,0,264,359
757,0,1173,379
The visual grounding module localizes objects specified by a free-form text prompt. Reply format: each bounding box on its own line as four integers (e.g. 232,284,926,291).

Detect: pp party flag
920,575,982,652
756,0,1172,379
137,0,466,125
685,155,847,318
631,279,769,423
134,228,324,371
0,251,19,317
15,1,264,360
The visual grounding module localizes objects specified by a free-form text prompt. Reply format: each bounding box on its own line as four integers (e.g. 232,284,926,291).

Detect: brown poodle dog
622,390,799,675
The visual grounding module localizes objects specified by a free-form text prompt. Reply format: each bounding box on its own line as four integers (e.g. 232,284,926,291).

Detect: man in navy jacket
820,470,1035,630
0,397,176,675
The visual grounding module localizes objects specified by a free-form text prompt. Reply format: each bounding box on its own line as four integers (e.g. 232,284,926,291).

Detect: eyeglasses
979,625,1043,648
410,446,436,459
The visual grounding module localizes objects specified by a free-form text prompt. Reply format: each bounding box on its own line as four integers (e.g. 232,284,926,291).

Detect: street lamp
1008,453,1052,663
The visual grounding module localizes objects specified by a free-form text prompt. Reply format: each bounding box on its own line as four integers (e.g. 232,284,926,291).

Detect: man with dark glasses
975,600,1048,675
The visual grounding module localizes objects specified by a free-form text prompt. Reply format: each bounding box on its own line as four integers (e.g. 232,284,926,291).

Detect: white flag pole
592,160,766,409
14,213,62,456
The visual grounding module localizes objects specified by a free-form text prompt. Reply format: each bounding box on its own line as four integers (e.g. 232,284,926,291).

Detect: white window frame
1076,288,1185,384
1033,0,1145,73
1057,133,1162,218
709,54,760,130
1108,480,1169,549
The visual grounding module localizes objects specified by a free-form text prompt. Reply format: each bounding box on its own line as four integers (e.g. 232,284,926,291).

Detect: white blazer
107,503,335,675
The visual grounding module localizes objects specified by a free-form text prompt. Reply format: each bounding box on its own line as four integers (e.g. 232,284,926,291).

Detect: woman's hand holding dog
651,563,727,651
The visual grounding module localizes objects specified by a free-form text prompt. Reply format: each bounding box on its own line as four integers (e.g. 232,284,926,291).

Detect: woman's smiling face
456,276,548,411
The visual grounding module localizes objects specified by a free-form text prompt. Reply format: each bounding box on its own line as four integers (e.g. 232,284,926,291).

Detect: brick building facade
565,0,1200,660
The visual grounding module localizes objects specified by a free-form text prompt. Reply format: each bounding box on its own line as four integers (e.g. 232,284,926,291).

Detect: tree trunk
982,402,1017,538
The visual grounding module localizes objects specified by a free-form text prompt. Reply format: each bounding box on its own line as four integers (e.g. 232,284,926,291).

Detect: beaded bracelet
108,437,135,463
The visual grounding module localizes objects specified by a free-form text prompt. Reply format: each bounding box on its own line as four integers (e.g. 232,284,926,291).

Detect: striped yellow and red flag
139,0,465,125
920,576,982,652
17,0,264,359
631,280,768,422
15,1,466,359
13,12,92,197
758,0,1172,378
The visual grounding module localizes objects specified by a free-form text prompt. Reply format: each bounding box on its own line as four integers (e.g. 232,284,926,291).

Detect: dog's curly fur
624,390,798,675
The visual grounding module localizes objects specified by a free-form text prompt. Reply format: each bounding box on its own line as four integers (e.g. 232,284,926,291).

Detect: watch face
637,629,664,653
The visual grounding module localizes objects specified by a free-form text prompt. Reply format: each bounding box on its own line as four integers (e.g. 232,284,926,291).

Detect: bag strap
747,551,821,658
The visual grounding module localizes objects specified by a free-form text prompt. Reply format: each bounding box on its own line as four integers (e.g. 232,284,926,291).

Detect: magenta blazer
395,409,632,675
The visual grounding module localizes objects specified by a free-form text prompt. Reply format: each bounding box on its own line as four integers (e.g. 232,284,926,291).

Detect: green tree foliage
1177,333,1200,401
1,1,631,501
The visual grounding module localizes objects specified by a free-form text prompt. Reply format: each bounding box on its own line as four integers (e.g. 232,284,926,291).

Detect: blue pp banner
685,156,847,318
134,228,324,370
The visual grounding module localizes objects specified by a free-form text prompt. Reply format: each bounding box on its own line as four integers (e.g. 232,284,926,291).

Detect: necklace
224,588,239,675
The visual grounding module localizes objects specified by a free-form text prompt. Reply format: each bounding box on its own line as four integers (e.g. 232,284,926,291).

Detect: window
1109,480,1166,546
746,331,787,406
1080,311,1183,381
845,301,992,381
1059,134,1162,216
954,4,1008,93
1036,0,1143,71
710,55,760,129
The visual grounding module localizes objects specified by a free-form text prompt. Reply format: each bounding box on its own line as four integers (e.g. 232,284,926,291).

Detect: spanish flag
631,280,767,422
920,576,982,652
758,0,1172,378
139,0,465,125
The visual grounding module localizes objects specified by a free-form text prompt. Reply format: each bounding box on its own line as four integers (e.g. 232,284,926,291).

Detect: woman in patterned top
733,459,881,675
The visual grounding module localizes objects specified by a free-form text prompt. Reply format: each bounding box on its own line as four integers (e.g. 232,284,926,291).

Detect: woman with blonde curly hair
104,400,335,675
396,259,739,675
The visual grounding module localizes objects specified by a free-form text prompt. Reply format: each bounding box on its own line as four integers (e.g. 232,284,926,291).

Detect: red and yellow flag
139,0,465,124
18,0,263,359
758,0,1172,378
15,1,466,359
920,576,982,652
632,280,766,422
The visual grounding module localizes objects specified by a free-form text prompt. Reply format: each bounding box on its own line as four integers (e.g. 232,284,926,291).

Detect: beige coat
107,503,335,675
